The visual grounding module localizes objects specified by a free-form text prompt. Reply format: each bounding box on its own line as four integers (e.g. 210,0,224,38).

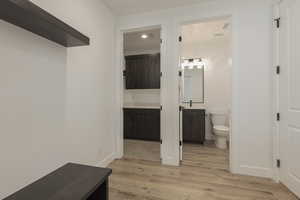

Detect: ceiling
102,0,212,16
123,19,230,54
124,28,161,53
182,18,231,44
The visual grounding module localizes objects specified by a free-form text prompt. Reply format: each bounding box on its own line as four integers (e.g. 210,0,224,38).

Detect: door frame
272,0,281,182
114,24,166,162
175,16,235,172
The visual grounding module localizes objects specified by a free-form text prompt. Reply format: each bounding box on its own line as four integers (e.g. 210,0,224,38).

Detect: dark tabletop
4,163,112,200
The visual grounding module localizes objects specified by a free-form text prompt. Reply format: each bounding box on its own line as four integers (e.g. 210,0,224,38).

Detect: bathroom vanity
183,109,206,144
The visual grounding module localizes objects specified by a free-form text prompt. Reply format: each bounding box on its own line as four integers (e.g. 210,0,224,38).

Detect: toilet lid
214,125,229,132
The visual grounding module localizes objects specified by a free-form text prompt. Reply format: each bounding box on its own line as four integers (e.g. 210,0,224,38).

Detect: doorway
178,17,232,171
122,26,162,162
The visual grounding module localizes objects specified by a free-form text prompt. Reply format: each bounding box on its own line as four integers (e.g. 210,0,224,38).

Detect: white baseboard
234,165,273,178
162,157,179,166
96,153,116,168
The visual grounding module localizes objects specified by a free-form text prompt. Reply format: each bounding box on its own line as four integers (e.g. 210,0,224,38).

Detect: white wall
115,0,274,178
182,37,232,140
124,89,160,106
0,0,116,198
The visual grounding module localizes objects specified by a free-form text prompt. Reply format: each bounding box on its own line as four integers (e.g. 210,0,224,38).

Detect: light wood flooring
182,142,229,171
109,141,299,200
124,139,161,162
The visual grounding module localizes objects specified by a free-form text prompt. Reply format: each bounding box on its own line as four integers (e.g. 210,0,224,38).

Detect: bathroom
179,17,232,169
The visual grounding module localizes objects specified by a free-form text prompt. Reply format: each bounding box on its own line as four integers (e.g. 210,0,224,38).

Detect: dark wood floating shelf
0,0,90,47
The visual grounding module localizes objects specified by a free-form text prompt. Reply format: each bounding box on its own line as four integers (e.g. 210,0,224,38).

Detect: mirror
182,58,205,104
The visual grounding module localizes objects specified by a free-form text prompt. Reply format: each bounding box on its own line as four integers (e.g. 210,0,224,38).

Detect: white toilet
210,112,229,149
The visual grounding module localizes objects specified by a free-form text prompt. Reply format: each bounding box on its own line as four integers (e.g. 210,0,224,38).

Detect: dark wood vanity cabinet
125,54,160,89
183,109,206,144
124,108,160,141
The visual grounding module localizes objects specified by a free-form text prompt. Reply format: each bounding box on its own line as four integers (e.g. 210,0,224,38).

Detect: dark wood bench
4,163,112,200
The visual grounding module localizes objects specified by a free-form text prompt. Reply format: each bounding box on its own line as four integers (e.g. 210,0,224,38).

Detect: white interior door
279,0,300,197
179,62,184,162
160,29,163,161
178,34,184,162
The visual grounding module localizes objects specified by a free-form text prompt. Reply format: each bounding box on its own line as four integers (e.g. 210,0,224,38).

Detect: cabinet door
146,54,160,89
135,109,160,141
124,109,160,142
125,54,160,89
124,109,136,139
125,56,146,89
183,109,205,144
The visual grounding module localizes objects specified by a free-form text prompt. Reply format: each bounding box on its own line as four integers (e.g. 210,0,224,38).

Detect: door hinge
276,66,280,74
274,18,281,28
179,106,183,112
277,159,281,168
277,113,280,121
179,141,182,146
179,71,182,77
160,105,162,111
123,70,126,76
179,36,182,42
160,139,162,144
189,100,193,108
160,38,163,44
160,72,162,77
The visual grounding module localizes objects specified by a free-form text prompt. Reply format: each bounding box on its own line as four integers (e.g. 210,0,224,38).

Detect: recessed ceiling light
141,34,148,39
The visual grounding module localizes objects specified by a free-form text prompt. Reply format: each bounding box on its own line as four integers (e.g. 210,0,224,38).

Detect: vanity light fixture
181,58,206,69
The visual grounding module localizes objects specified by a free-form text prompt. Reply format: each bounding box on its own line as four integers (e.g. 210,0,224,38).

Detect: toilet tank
210,112,228,126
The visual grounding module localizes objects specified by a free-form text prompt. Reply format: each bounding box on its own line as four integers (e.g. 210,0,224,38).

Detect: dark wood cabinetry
125,54,160,89
183,109,205,144
124,108,160,141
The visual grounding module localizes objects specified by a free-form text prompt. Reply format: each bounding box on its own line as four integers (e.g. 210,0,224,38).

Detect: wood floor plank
109,142,299,200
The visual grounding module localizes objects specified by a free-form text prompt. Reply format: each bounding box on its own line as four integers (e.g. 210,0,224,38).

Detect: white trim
96,153,116,168
160,27,166,162
272,1,280,182
174,15,236,173
114,29,124,159
175,22,182,163
115,24,166,164
162,156,179,166
237,165,273,178
229,13,240,174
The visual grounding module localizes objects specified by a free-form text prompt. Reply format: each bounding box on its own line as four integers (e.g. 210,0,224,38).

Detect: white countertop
123,103,161,109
